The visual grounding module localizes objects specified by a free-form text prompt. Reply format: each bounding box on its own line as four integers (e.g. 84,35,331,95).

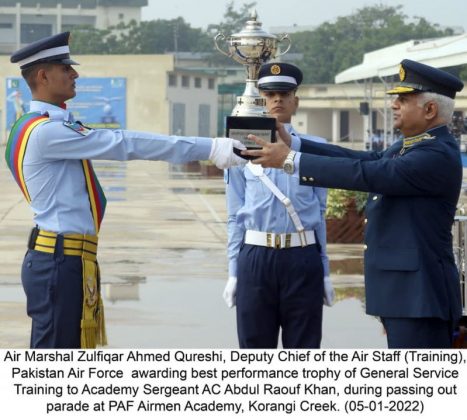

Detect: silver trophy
214,10,290,150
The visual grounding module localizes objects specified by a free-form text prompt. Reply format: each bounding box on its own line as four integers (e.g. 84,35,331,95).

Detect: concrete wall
167,72,218,137
95,6,141,29
293,108,332,140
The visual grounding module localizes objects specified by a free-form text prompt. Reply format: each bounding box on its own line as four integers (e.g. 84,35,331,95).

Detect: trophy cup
214,10,290,156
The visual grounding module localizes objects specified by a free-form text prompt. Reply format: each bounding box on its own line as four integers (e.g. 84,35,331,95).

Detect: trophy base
226,115,276,157
233,147,260,161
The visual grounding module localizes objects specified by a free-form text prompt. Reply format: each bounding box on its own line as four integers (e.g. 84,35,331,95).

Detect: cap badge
399,65,406,81
271,65,281,75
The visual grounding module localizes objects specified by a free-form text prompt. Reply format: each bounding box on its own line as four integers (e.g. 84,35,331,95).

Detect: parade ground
0,150,386,348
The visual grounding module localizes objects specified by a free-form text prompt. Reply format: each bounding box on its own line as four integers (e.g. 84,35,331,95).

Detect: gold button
364,218,368,224
302,176,307,182
309,177,314,182
363,244,368,250
372,195,378,201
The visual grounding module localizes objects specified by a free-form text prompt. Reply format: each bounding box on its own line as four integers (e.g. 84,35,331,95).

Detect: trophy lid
231,10,277,40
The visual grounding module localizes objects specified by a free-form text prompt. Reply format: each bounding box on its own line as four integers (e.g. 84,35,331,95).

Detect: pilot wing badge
63,121,92,136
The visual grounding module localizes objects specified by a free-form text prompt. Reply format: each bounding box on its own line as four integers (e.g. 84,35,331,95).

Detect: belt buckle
266,233,272,248
275,234,281,249
285,233,291,248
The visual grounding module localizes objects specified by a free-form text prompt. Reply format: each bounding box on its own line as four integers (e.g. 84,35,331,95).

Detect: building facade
0,0,147,53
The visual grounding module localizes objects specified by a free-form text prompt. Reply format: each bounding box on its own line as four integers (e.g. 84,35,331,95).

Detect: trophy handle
276,34,291,56
214,33,232,58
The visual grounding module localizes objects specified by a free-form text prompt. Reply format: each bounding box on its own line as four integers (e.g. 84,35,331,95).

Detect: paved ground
0,151,386,348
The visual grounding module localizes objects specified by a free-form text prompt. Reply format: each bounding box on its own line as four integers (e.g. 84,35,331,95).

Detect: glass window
198,105,210,137
172,103,186,135
168,74,177,86
21,23,52,43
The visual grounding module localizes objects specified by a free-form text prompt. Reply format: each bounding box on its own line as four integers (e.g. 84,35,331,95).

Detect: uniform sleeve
299,141,453,196
226,166,246,277
300,137,382,160
314,185,330,276
290,135,302,151
34,121,212,163
298,135,330,275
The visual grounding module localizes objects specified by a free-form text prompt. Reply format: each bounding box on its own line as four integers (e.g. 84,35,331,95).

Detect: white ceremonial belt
245,230,315,249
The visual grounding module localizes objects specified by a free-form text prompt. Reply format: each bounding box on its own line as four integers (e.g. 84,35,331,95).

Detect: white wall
293,108,332,140
167,73,218,137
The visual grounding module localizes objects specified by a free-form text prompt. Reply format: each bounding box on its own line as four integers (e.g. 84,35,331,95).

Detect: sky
142,0,466,32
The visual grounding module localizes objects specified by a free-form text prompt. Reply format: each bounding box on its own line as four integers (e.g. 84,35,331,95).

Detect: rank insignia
63,121,91,136
399,64,406,81
271,64,281,75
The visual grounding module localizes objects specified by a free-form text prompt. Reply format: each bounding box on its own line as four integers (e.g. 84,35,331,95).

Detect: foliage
326,189,368,220
71,19,212,54
207,1,257,36
291,4,455,83
69,27,113,54
68,2,464,80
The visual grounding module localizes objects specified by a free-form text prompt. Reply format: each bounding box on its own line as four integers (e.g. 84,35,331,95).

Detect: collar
283,123,296,135
399,125,447,156
402,132,436,148
29,100,74,122
401,125,449,149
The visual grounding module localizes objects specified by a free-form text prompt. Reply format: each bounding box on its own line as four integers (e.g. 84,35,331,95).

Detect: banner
5,77,126,131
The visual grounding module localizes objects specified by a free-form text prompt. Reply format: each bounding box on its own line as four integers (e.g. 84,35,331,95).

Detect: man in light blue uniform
7,32,244,348
223,63,334,348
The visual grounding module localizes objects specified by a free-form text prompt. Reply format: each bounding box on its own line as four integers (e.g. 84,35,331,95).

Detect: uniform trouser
21,241,83,348
236,243,324,349
381,317,455,349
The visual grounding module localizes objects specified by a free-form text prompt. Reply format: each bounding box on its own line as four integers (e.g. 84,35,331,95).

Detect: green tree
71,18,212,54
118,19,212,53
207,0,257,36
69,27,112,54
292,4,455,83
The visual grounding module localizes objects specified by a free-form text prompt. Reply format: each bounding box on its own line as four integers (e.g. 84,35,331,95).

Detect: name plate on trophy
226,116,276,149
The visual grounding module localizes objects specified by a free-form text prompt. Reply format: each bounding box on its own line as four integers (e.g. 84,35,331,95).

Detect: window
208,78,215,90
194,77,202,88
315,86,328,93
21,23,52,43
0,23,13,29
172,103,186,135
181,75,189,88
340,110,349,141
168,74,177,87
198,105,211,137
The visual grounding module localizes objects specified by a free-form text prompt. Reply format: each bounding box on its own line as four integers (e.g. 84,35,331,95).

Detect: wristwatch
282,150,297,175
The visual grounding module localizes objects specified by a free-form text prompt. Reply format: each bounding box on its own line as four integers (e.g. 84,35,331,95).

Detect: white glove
323,275,335,307
223,276,237,308
209,138,246,169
